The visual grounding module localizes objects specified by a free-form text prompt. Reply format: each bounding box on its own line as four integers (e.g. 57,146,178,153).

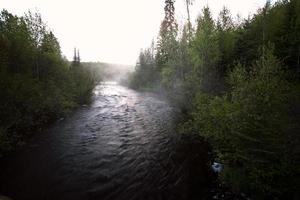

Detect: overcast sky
1,0,270,64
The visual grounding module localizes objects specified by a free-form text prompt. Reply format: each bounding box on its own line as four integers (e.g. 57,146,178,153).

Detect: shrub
190,48,300,197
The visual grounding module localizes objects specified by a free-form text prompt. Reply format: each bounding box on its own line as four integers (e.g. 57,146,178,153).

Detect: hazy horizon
1,0,269,64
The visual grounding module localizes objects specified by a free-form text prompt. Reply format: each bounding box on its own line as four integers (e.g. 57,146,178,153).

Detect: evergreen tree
190,7,221,93
0,10,99,154
156,0,178,69
217,7,237,77
129,1,300,197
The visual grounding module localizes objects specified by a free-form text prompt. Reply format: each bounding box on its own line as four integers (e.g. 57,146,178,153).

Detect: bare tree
185,0,194,39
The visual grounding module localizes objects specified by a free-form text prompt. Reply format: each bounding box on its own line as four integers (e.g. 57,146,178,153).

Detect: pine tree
156,0,178,68
190,7,221,93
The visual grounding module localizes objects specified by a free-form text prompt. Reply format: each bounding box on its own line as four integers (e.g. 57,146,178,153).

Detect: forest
0,10,100,154
0,0,299,199
129,0,300,198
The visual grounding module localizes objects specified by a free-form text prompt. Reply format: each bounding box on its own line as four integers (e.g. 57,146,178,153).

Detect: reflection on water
0,83,211,200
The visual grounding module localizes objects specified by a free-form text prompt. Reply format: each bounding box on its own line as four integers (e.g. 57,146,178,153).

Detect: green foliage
190,7,221,94
234,0,300,72
129,46,158,90
190,48,300,197
70,63,99,104
217,7,238,76
0,10,99,154
129,0,300,198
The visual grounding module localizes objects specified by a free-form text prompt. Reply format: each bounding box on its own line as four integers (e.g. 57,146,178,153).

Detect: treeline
129,0,300,198
81,62,133,82
0,10,100,154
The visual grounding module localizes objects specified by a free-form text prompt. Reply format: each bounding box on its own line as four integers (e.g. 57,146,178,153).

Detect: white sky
1,0,270,64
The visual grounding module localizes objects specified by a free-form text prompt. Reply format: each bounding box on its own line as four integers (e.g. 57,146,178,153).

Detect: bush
0,10,99,154
189,48,300,197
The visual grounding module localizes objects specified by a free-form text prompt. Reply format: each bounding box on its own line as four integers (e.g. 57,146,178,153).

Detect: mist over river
0,82,211,200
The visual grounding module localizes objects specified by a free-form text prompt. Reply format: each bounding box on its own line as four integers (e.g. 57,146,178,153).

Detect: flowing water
0,82,212,200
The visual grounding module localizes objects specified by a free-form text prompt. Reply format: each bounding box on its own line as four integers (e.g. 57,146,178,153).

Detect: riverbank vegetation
129,0,300,198
0,10,100,155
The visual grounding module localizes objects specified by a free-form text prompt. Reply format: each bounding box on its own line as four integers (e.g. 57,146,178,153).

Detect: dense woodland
0,0,299,199
0,10,100,154
129,0,300,198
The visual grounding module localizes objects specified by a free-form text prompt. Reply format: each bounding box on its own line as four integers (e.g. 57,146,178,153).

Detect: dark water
0,82,212,200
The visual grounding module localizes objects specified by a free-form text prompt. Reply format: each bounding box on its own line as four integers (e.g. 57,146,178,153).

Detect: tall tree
156,0,178,68
217,7,237,76
190,7,221,93
25,11,47,79
184,0,194,39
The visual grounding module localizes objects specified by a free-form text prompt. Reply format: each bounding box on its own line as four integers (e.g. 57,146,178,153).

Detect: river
0,82,212,200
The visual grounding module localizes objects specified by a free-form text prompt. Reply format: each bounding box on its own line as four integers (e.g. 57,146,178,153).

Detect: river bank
0,83,213,200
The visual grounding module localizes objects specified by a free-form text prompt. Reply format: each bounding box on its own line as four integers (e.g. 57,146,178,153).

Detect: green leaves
190,48,299,196
129,0,300,198
0,10,98,154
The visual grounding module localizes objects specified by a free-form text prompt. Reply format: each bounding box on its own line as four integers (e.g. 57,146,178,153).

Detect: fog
1,1,297,200
1,0,268,65
81,62,134,83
